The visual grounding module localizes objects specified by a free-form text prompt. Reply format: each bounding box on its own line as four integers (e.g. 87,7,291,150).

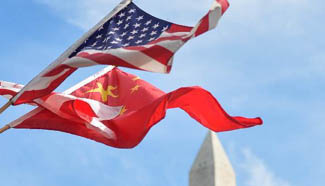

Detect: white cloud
240,148,292,186
34,0,117,30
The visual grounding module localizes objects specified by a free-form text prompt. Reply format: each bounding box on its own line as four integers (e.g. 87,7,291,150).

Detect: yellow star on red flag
87,82,118,102
130,85,141,94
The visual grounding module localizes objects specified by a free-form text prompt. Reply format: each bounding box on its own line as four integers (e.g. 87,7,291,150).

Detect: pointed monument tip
189,130,236,186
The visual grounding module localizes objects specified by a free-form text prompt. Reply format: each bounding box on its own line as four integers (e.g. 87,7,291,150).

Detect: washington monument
189,131,236,186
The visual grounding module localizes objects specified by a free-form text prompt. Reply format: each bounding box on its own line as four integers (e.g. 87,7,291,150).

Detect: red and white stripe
10,0,229,105
0,68,122,139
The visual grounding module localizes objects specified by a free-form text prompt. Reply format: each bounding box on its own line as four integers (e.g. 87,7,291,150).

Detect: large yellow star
130,84,141,94
87,82,118,102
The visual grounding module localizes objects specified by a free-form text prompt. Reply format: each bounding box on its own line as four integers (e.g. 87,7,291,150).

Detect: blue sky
0,0,324,185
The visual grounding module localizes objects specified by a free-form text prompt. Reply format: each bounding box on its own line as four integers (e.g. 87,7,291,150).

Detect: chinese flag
11,68,262,148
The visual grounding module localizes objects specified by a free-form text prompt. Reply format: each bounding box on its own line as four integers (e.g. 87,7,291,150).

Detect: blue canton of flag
71,2,172,57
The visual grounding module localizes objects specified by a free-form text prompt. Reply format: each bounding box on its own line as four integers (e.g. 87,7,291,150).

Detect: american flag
10,0,229,105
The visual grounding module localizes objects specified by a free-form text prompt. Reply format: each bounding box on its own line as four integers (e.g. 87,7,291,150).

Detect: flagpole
0,125,10,134
0,101,12,115
10,0,132,105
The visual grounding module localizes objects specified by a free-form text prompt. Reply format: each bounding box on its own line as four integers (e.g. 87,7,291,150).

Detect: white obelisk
189,131,236,186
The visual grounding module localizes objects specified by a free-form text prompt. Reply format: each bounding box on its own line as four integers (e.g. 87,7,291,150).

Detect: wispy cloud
240,148,292,186
33,0,117,30
227,145,292,186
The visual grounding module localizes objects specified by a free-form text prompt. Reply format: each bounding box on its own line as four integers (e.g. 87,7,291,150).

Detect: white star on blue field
0,0,324,186
71,2,172,56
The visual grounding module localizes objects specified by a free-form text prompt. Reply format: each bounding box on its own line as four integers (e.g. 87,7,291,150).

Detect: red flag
3,68,262,148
